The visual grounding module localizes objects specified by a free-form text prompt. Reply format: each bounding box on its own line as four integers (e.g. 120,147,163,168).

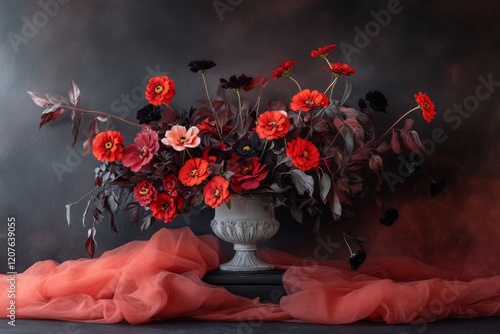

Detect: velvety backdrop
0,0,499,277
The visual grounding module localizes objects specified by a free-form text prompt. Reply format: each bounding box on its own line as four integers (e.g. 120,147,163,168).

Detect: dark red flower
92,130,124,163
133,181,157,206
162,174,179,197
286,138,320,171
203,176,231,208
290,89,329,112
244,75,269,91
145,76,176,106
414,92,436,123
271,60,296,80
228,156,269,193
310,44,337,58
255,110,291,140
326,63,356,76
150,193,178,223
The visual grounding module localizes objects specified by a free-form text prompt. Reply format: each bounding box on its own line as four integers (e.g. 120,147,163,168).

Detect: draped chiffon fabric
1,227,499,325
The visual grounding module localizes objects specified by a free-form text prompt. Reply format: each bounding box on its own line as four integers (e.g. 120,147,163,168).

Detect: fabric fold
1,227,499,325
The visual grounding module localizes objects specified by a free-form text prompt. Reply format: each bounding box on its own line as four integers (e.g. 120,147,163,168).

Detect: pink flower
122,126,160,172
161,125,201,151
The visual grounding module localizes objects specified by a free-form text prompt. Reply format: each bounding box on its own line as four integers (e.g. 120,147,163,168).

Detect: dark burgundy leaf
125,203,140,225
391,129,401,154
72,112,83,147
85,228,96,258
68,81,80,106
45,93,68,105
27,91,52,108
268,100,287,111
400,130,420,153
82,119,99,156
402,118,414,131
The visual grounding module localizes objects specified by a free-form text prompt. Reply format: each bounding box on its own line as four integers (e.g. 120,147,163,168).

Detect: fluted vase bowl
210,194,279,271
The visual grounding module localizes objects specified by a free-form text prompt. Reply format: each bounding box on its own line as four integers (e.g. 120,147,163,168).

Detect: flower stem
260,139,268,160
68,107,141,127
343,232,354,256
67,185,100,207
288,76,302,92
378,106,420,141
201,72,222,138
235,89,244,129
324,75,339,97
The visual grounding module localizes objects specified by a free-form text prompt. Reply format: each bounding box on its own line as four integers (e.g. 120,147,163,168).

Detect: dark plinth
202,270,287,304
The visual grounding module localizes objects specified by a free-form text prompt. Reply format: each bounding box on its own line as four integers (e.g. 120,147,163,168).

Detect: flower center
154,85,163,94
105,141,113,149
139,146,147,159
190,169,198,176
423,103,429,108
302,150,309,158
214,189,220,197
306,99,315,107
268,121,276,128
139,187,149,195
243,145,251,151
179,137,187,143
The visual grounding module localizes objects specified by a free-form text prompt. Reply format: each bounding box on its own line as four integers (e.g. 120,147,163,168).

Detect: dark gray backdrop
1,0,499,276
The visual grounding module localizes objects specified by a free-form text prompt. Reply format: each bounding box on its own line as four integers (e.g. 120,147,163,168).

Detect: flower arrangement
29,43,439,269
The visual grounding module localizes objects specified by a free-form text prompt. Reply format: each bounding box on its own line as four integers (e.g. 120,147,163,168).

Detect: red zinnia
414,92,436,123
255,110,291,140
133,181,157,206
92,130,124,163
178,158,210,186
145,76,176,106
203,176,231,208
150,193,178,223
122,126,160,172
228,156,269,193
162,174,179,197
286,138,320,171
326,63,356,76
290,89,329,112
310,44,337,58
271,60,296,80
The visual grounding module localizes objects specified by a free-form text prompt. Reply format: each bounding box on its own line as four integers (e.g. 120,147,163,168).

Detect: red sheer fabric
1,227,499,324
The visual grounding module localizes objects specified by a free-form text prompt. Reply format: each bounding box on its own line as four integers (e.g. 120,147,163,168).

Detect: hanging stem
378,106,420,141
67,185,100,207
68,107,141,127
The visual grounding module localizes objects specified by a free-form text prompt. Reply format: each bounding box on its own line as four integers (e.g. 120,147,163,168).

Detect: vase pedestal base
202,270,286,304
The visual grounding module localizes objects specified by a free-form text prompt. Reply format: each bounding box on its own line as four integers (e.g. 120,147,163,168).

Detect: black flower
234,137,263,157
188,59,216,73
430,180,446,196
380,208,399,226
136,104,162,124
358,98,368,110
365,91,388,113
349,250,366,271
220,74,253,90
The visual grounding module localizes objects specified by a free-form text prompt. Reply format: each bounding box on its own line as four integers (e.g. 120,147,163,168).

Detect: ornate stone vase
210,194,280,271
